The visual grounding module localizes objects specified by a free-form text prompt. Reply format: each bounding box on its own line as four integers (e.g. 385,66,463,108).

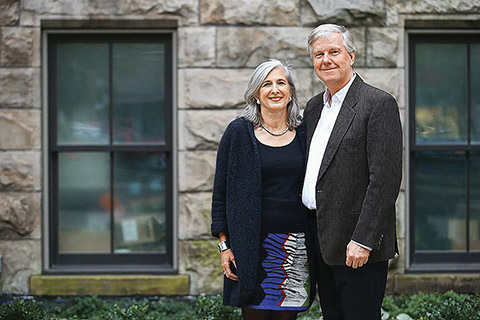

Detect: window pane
471,44,480,144
58,152,111,253
415,44,467,144
113,152,166,253
471,152,480,251
415,151,466,251
112,43,165,144
57,43,110,145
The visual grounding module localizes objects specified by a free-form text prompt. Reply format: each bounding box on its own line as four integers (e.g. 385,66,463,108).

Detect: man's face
311,33,355,95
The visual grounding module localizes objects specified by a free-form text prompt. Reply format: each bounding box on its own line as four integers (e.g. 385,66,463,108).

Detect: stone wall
0,0,478,295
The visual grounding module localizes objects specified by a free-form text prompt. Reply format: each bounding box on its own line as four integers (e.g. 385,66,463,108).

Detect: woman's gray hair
307,24,356,58
239,59,302,129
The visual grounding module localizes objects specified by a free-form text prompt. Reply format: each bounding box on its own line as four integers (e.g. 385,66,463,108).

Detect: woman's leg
271,310,298,320
242,307,271,320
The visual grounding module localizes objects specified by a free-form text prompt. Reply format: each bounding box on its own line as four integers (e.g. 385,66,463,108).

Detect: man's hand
346,241,370,269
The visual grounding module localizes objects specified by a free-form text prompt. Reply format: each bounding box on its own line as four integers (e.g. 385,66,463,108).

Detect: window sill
30,274,189,296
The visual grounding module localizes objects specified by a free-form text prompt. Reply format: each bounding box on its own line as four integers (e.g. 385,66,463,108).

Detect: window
409,33,480,269
47,34,173,271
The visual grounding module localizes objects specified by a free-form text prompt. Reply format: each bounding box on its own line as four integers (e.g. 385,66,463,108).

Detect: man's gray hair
240,59,302,129
307,24,356,58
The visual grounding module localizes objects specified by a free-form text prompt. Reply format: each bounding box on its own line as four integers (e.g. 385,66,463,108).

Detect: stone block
0,0,19,26
386,0,480,26
366,27,400,67
120,0,198,26
393,273,480,294
21,0,198,26
299,0,320,27
305,0,386,26
178,151,216,192
179,109,238,150
0,151,41,191
179,240,222,294
217,27,311,68
178,68,251,109
200,0,299,26
290,68,316,108
0,68,41,108
0,27,40,67
178,27,216,67
0,192,40,239
178,192,213,240
350,28,367,67
395,190,406,240
0,109,40,149
355,68,401,102
0,239,41,294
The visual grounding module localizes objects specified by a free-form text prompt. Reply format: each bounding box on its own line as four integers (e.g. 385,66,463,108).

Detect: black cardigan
211,117,316,307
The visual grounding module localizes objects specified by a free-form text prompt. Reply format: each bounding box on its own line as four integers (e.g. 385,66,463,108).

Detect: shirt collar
323,73,357,106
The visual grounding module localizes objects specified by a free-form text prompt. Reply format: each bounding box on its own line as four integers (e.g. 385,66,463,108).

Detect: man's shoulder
305,91,325,112
357,78,395,102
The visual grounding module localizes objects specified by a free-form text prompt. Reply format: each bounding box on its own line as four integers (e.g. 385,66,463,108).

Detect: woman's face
256,67,291,113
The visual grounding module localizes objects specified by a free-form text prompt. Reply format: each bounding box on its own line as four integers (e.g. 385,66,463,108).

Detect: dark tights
242,307,298,320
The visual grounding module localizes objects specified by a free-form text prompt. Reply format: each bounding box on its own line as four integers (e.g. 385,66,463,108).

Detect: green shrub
382,291,480,320
57,295,110,319
0,291,478,320
194,294,241,320
0,299,47,320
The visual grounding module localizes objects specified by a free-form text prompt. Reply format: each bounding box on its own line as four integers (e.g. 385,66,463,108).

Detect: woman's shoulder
224,117,250,135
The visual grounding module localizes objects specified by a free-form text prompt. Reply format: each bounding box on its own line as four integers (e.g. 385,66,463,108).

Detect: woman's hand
221,249,238,281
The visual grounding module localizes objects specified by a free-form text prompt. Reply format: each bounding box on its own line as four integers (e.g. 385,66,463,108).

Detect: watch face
218,241,228,252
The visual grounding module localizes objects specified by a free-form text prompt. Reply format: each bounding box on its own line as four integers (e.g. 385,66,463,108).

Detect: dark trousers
316,244,388,320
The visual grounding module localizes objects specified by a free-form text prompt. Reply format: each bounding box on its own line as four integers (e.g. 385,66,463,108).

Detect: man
302,24,402,320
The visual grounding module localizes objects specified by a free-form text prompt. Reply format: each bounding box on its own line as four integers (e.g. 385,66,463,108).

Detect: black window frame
408,32,480,271
47,33,174,273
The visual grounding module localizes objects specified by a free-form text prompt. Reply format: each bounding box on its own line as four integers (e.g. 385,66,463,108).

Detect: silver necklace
261,123,289,136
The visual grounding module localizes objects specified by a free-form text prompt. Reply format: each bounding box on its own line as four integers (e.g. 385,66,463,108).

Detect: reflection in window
414,152,466,251
113,152,166,253
112,43,166,144
57,44,110,145
415,44,467,144
471,152,480,251
58,152,111,253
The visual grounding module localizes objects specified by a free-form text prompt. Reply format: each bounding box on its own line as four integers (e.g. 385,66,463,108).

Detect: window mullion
109,42,115,255
466,42,471,253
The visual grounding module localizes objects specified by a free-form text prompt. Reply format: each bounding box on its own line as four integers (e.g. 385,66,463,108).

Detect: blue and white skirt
246,232,310,311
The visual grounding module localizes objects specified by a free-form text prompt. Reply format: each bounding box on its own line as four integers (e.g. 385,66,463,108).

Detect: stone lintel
393,273,480,294
41,19,178,29
404,19,480,29
30,275,189,296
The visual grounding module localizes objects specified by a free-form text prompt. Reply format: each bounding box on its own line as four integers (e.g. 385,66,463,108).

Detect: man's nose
322,53,332,63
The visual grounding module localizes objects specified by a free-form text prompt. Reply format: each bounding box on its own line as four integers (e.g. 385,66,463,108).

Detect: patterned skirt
245,232,310,311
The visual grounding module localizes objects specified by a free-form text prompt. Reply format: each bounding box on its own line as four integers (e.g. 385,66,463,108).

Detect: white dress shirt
301,74,372,251
302,74,356,210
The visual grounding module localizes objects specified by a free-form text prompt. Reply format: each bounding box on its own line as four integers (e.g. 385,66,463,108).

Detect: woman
211,59,316,320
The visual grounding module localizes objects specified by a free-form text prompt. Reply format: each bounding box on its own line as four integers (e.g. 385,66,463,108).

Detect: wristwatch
217,240,230,253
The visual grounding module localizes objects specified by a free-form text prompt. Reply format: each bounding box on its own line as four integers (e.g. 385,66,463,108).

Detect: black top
256,133,309,233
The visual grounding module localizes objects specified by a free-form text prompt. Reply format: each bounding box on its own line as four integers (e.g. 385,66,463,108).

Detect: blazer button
317,190,323,193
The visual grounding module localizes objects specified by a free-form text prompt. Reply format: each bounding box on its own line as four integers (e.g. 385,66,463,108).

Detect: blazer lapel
306,94,324,155
316,76,362,182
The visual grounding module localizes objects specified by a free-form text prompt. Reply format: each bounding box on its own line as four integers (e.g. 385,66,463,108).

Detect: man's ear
349,51,356,66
